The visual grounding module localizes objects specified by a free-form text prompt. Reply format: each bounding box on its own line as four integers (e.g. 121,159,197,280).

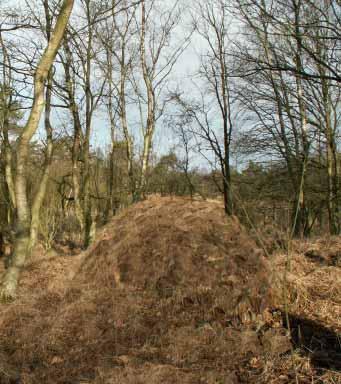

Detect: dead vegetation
0,196,340,383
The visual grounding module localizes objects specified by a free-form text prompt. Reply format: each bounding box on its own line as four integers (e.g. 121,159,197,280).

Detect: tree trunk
29,1,54,253
105,141,115,222
63,38,85,237
223,157,233,216
0,0,74,301
118,48,135,199
2,120,16,225
318,40,340,234
28,69,54,253
292,0,309,237
139,127,153,198
0,31,16,224
138,0,155,200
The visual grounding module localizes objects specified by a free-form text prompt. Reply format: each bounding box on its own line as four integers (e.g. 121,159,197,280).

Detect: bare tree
234,0,341,235
58,0,108,247
28,0,57,252
135,0,188,199
96,1,138,202
0,0,74,301
191,0,236,215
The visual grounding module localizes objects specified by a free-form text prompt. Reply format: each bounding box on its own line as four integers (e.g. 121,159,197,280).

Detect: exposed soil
0,196,340,383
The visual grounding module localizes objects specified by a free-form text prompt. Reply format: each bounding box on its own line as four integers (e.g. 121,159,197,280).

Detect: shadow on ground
284,313,341,372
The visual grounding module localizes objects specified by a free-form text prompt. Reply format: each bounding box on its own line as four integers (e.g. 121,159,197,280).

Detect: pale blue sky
1,0,248,170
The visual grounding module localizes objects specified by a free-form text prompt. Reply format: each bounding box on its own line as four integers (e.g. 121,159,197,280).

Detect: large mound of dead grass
0,196,339,383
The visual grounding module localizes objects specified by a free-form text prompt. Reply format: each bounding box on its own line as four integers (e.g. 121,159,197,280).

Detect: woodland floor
0,196,340,384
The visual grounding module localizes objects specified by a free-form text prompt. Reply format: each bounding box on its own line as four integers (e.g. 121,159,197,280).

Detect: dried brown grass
0,196,339,383
273,238,341,331
271,237,341,383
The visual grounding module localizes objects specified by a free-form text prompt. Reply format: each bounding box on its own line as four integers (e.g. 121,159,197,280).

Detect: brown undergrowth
0,196,339,383
272,238,341,383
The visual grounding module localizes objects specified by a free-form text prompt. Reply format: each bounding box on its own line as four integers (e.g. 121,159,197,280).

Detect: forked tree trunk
0,0,74,301
29,0,54,253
